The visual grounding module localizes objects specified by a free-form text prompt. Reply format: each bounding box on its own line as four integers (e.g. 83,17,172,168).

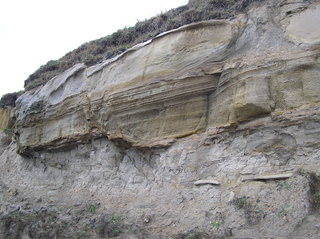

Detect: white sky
0,0,188,98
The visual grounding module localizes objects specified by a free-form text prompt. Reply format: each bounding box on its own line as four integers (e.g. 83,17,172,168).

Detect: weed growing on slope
277,180,292,190
86,203,98,214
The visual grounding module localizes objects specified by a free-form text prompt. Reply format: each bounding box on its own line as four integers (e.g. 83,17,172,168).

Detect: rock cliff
1,0,320,238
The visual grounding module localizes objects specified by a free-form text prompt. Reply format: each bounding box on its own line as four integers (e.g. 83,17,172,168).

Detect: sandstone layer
1,0,320,238
0,107,13,131
15,0,320,156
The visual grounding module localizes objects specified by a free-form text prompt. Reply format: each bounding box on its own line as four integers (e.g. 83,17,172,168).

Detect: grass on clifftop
20,0,265,92
0,91,23,108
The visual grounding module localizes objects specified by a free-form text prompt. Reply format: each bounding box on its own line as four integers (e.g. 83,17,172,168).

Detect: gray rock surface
1,105,320,238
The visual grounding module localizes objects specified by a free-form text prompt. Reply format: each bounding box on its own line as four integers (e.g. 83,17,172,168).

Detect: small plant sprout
86,204,97,214
111,215,122,225
210,220,220,228
3,128,13,135
278,204,290,218
277,180,292,190
185,232,194,239
110,215,123,235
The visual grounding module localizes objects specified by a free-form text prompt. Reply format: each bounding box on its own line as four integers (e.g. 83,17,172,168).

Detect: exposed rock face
15,0,320,156
1,0,320,238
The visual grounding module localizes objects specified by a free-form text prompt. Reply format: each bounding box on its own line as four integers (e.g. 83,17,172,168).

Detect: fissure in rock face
1,0,320,238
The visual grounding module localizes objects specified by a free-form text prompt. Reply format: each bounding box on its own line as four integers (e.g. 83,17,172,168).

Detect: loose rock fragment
241,173,293,182
194,179,220,186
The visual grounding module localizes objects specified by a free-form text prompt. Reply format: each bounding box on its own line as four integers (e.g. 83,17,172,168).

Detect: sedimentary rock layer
0,107,13,131
15,0,320,155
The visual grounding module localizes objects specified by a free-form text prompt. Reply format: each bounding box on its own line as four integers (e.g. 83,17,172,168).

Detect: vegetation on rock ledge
24,0,265,91
0,92,22,108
